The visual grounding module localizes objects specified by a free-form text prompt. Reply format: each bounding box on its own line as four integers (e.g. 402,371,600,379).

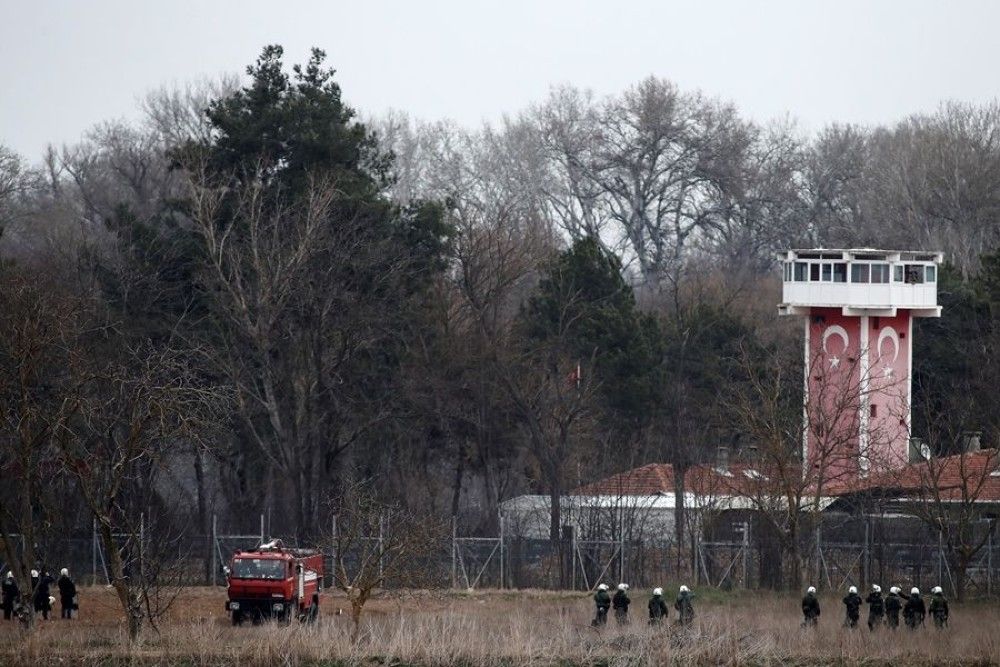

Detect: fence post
498,511,505,590
988,526,993,597
619,506,625,585
571,525,577,590
260,514,265,544
815,522,822,591
937,529,944,586
91,518,97,586
742,521,750,589
451,516,457,589
211,514,217,587
862,518,870,589
378,513,384,580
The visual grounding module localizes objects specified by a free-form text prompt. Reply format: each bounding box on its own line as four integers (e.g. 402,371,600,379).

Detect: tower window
822,263,832,281
871,264,890,283
851,264,870,283
833,263,847,282
810,264,820,281
795,262,808,281
870,404,878,418
925,265,937,283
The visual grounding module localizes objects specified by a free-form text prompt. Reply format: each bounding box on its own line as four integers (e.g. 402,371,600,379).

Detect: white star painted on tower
883,367,894,378
829,356,840,368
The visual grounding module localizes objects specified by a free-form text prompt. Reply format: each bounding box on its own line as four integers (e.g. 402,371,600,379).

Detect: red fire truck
224,540,323,625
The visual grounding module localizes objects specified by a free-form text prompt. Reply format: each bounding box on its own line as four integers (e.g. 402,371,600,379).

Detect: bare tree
56,337,222,640
0,269,78,627
329,484,445,640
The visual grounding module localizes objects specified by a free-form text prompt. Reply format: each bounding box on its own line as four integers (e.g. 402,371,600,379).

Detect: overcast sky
2,0,1000,160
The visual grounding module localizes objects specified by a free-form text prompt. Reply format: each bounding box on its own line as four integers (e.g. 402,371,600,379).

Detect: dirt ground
0,586,997,666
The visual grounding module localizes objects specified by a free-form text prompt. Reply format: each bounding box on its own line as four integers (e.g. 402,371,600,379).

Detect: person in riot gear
801,586,820,627
57,568,76,620
842,585,862,628
612,583,630,625
1,572,18,621
674,585,695,626
884,586,903,629
928,586,949,629
866,584,885,631
32,570,54,620
648,587,668,625
902,587,926,629
592,583,611,626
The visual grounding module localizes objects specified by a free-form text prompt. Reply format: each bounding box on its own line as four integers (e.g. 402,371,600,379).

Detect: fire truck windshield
231,558,286,580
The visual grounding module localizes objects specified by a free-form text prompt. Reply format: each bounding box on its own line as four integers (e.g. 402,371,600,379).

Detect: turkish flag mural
805,308,913,482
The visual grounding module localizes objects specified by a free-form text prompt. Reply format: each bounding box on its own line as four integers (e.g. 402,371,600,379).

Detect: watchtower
778,249,942,479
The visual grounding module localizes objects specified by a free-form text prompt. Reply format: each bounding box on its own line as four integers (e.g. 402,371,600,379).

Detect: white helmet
60,568,68,577
911,587,920,595
617,583,627,591
597,583,608,591
848,585,857,594
679,585,689,593
932,586,943,594
807,586,816,594
872,584,881,593
890,586,900,595
48,595,55,607
30,570,38,578
653,587,663,596
4,572,10,579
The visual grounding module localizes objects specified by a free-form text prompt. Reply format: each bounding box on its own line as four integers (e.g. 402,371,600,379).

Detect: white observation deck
777,249,942,318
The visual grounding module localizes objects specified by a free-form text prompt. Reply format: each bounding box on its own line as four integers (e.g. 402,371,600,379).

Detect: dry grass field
0,586,996,666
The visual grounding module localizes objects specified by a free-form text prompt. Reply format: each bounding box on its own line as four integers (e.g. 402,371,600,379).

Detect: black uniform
865,591,884,630
592,589,611,626
648,594,668,624
842,591,862,628
801,592,821,627
612,589,630,625
884,592,902,629
1,576,18,620
902,592,925,629
33,572,53,620
57,574,76,620
674,591,695,626
929,593,949,629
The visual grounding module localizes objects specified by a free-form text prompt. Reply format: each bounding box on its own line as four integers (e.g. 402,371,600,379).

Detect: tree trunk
194,450,211,585
451,440,465,519
548,481,563,588
97,520,142,641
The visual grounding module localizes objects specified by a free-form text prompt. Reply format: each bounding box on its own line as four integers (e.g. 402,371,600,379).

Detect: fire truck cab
225,539,322,625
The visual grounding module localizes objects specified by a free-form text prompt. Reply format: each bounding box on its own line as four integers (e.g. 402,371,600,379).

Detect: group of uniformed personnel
802,584,949,630
0,568,77,621
592,583,695,627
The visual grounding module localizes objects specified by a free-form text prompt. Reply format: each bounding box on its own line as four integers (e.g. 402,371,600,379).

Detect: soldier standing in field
1,572,18,621
885,586,903,629
842,585,862,628
928,586,949,629
648,588,669,625
801,586,820,627
902,587,926,629
866,584,884,631
612,583,630,625
674,585,695,626
592,583,611,626
57,568,76,620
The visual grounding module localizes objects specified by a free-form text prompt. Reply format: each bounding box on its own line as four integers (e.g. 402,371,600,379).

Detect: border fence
4,513,999,598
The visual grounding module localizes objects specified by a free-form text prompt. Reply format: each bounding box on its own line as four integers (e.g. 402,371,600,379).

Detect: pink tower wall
804,308,912,482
